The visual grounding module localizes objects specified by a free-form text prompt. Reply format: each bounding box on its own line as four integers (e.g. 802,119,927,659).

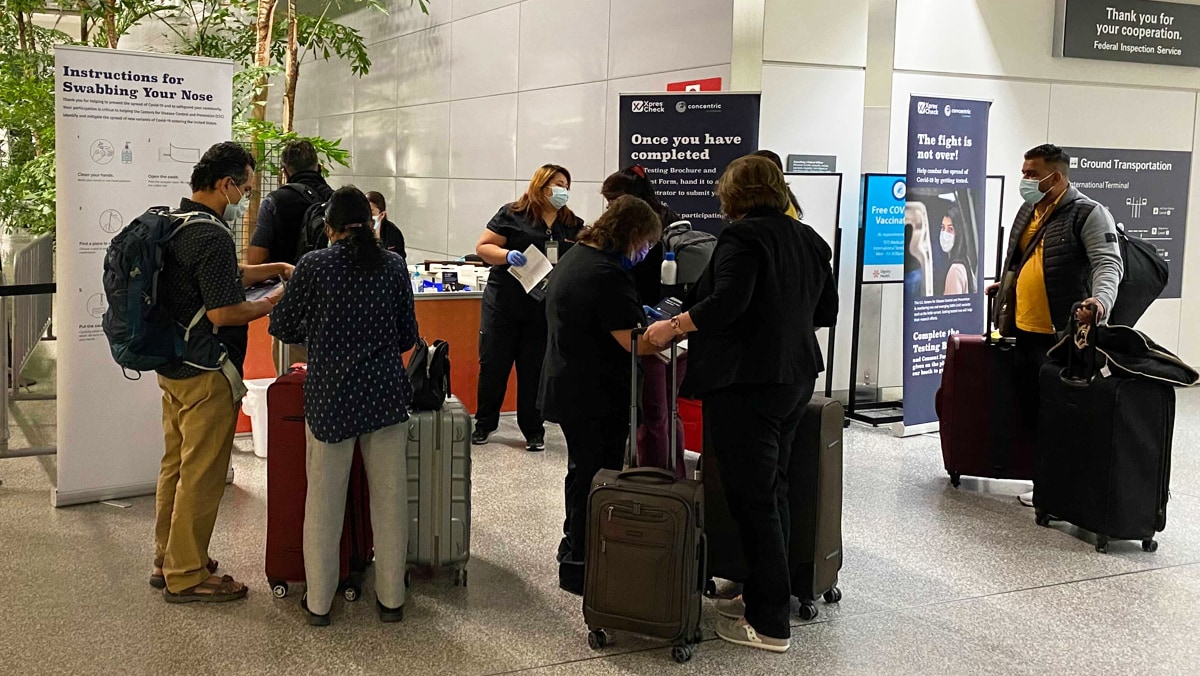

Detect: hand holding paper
507,245,552,295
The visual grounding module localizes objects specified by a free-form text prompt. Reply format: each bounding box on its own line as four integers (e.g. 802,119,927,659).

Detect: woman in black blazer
366,191,407,261
646,155,838,654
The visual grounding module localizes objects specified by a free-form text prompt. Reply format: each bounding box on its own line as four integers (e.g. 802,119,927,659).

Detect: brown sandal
163,574,248,604
150,558,219,590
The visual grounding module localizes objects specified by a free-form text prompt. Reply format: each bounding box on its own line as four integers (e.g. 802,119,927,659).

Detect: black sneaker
526,436,546,452
377,599,405,623
301,593,331,627
471,428,492,445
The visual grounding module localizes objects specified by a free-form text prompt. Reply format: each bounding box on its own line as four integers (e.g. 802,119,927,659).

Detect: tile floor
2,344,1199,675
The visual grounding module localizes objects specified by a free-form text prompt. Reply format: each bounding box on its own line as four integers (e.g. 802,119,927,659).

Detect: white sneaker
1018,490,1035,508
715,617,789,653
715,595,745,620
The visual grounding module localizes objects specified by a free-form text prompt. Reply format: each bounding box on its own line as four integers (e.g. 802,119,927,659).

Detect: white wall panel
395,177,451,255
517,82,608,184
604,64,733,173
344,0,453,45
448,179,520,256
453,0,522,22
351,109,399,177
395,27,453,107
450,94,518,180
354,38,400,112
397,102,452,178
519,0,609,91
894,0,1200,90
1180,99,1200,363
608,0,734,79
320,114,357,179
568,181,606,226
450,5,520,100
1047,85,1197,152
764,0,869,68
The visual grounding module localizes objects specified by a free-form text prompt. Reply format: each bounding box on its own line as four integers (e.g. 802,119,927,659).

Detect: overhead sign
618,93,760,234
1055,0,1200,68
1064,146,1191,299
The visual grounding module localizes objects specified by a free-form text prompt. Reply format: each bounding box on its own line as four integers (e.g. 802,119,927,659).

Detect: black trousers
558,416,628,579
475,294,547,440
705,381,813,640
1013,329,1058,428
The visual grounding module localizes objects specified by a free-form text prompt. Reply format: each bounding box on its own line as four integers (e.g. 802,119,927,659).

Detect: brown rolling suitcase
583,333,706,664
702,396,845,620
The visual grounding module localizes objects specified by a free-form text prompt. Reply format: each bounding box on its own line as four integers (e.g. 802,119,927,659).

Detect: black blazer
379,218,407,261
681,207,838,398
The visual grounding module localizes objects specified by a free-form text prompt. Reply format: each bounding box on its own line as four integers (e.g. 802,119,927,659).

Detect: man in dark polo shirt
152,141,293,604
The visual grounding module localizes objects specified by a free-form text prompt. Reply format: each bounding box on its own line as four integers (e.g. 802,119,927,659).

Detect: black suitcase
583,333,706,664
702,395,845,620
1033,315,1174,553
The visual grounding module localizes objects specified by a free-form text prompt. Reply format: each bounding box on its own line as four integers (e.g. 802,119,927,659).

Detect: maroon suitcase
936,332,1035,486
265,365,374,601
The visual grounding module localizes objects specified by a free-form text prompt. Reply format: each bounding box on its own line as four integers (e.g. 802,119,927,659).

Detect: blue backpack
101,208,224,376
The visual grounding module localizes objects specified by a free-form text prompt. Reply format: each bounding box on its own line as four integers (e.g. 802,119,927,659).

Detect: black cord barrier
0,283,56,297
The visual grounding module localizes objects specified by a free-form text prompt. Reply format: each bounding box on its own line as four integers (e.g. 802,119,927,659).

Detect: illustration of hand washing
159,144,201,163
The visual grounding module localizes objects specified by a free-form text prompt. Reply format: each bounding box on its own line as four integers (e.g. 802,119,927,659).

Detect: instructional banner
618,92,760,234
1064,146,1191,299
55,46,233,506
902,96,990,433
861,175,908,282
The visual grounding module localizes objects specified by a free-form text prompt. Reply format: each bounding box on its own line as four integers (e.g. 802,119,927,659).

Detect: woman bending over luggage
539,195,665,595
601,165,686,477
646,156,838,653
269,186,418,626
473,164,585,452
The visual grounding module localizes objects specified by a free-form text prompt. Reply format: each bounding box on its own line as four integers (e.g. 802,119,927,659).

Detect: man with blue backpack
104,141,291,603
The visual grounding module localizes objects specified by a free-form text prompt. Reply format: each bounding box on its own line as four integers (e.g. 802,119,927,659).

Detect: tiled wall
293,0,735,262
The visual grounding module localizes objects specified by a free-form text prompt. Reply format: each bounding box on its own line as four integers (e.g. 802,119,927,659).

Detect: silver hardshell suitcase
405,396,472,585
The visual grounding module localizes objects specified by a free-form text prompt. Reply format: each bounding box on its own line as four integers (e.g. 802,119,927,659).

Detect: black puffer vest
1005,195,1101,332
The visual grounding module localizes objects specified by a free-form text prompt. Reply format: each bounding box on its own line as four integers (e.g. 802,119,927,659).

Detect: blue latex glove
507,250,527,267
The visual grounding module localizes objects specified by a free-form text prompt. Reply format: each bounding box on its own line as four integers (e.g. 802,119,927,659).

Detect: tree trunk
103,0,119,48
17,11,28,52
251,0,279,123
81,15,89,44
282,0,299,133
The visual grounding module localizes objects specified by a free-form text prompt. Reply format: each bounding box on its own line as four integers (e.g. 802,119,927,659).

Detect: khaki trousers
155,371,238,593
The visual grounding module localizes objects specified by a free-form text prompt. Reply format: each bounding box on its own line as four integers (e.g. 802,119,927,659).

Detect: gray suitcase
405,396,472,586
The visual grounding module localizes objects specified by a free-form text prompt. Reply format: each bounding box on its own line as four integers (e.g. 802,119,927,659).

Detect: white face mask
940,230,955,253
223,183,248,223
373,214,381,230
549,186,570,209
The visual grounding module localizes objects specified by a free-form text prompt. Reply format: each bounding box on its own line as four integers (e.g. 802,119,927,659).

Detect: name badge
546,240,559,265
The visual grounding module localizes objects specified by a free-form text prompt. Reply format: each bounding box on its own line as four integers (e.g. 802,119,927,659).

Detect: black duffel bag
407,338,451,411
1109,224,1169,327
1047,320,1197,387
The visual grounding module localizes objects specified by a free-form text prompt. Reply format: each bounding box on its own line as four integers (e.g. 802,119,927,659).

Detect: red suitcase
678,398,703,453
936,332,1035,486
265,365,374,601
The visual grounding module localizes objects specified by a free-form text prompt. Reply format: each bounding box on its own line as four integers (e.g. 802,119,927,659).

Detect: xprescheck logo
631,100,665,113
916,101,940,116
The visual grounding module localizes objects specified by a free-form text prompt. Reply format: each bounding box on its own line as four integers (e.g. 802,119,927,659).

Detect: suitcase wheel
670,644,694,664
1095,535,1109,554
453,568,468,587
1035,511,1051,528
270,580,289,599
949,472,962,488
587,629,609,651
823,586,843,604
343,585,361,602
798,602,819,621
1142,539,1159,553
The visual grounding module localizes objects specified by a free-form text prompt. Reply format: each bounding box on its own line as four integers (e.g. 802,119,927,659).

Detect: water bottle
411,270,422,293
661,251,678,285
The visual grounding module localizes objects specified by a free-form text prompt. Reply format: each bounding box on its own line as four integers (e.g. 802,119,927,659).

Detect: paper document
656,339,688,364
508,245,553,294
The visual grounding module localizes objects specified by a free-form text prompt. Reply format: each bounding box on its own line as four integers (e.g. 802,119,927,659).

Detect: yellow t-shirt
1014,194,1066,335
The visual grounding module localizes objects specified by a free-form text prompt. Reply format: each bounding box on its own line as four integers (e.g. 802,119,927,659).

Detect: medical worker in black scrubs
539,195,666,594
473,164,584,451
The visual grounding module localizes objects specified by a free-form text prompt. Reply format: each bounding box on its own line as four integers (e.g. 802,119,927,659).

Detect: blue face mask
620,243,651,271
549,186,570,209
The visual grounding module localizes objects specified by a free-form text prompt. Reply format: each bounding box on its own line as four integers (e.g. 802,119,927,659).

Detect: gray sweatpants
304,422,408,615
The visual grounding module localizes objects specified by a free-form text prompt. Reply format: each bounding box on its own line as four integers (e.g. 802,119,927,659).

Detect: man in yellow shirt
989,144,1123,507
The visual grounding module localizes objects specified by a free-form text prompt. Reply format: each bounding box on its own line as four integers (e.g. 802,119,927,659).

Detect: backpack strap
169,210,232,240
281,183,321,205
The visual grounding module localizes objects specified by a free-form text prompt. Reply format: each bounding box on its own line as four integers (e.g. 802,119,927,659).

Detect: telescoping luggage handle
1060,301,1101,387
623,327,679,483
